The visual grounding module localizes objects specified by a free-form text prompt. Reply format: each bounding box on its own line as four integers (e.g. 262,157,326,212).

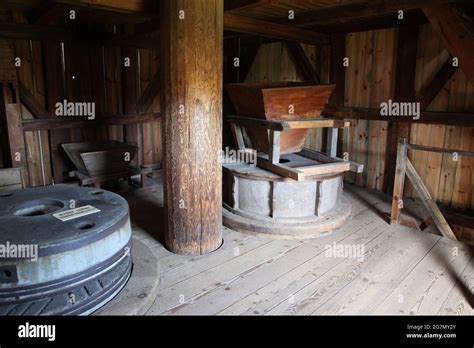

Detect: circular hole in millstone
1,270,12,279
279,158,290,164
0,192,13,198
13,200,64,217
90,190,104,195
75,221,96,230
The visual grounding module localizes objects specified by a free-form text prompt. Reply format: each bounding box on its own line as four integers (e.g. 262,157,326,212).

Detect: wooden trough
225,82,335,154
61,141,153,188
62,141,138,177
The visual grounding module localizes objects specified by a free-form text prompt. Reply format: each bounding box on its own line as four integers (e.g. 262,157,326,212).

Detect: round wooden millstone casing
222,162,351,239
0,185,132,315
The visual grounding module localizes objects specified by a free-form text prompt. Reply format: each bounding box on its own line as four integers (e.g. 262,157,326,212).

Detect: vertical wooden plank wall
242,25,473,219
343,29,396,190
0,21,162,185
139,47,162,166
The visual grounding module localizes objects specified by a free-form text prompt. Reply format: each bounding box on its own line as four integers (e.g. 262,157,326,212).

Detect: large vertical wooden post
160,0,223,255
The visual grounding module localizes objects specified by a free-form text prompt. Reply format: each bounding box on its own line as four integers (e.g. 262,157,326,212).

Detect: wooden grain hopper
225,82,335,154
62,141,138,177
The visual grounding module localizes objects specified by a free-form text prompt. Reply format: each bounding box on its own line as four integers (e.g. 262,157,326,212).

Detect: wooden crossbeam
227,115,349,131
224,0,274,12
322,105,474,126
290,0,458,28
18,82,49,119
135,72,160,114
390,138,458,240
224,13,329,45
300,148,364,173
285,41,320,83
0,22,156,49
405,159,457,240
385,24,418,194
390,138,408,225
310,9,429,34
407,143,474,157
423,4,474,84
22,113,161,131
415,55,458,110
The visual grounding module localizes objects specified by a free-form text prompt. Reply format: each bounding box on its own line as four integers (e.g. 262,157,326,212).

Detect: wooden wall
243,25,474,216
244,25,474,242
0,12,162,186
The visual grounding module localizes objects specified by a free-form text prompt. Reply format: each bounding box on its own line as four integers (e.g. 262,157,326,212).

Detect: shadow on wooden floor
346,183,474,309
127,188,166,245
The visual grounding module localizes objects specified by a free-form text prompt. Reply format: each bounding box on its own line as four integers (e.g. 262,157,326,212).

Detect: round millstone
0,184,132,315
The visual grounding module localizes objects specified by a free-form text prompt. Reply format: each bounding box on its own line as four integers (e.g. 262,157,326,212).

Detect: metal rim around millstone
0,185,132,315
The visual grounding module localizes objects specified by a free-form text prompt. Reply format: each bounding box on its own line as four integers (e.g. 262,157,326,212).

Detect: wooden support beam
0,22,156,49
230,123,246,150
285,41,319,83
0,84,28,185
415,55,458,110
44,41,68,183
290,0,458,28
311,9,429,34
18,81,49,119
323,105,474,126
300,148,364,173
423,3,474,84
385,25,418,194
22,113,161,131
326,127,338,157
269,130,281,164
224,0,274,11
257,155,350,181
135,71,160,114
56,0,157,15
227,115,350,131
161,0,223,255
122,24,142,166
328,33,346,157
390,138,408,225
405,158,458,240
407,143,474,157
223,13,329,45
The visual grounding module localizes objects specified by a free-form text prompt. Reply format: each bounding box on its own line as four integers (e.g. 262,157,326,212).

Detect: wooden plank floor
124,180,473,315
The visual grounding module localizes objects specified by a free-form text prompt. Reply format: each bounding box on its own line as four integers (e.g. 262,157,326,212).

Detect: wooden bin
62,141,138,177
225,82,335,154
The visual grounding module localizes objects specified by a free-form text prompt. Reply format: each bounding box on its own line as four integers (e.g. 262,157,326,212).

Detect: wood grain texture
423,4,474,85
161,0,223,255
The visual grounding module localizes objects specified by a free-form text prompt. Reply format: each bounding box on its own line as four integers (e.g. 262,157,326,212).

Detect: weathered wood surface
160,0,223,255
95,236,160,316
126,180,470,315
0,167,23,192
406,159,458,240
223,13,329,45
390,138,408,225
422,4,474,85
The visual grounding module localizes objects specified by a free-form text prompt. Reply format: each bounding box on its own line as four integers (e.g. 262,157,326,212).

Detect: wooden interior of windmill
0,0,473,316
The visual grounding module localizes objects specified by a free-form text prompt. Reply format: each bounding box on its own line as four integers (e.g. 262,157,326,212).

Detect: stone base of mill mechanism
222,155,352,239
